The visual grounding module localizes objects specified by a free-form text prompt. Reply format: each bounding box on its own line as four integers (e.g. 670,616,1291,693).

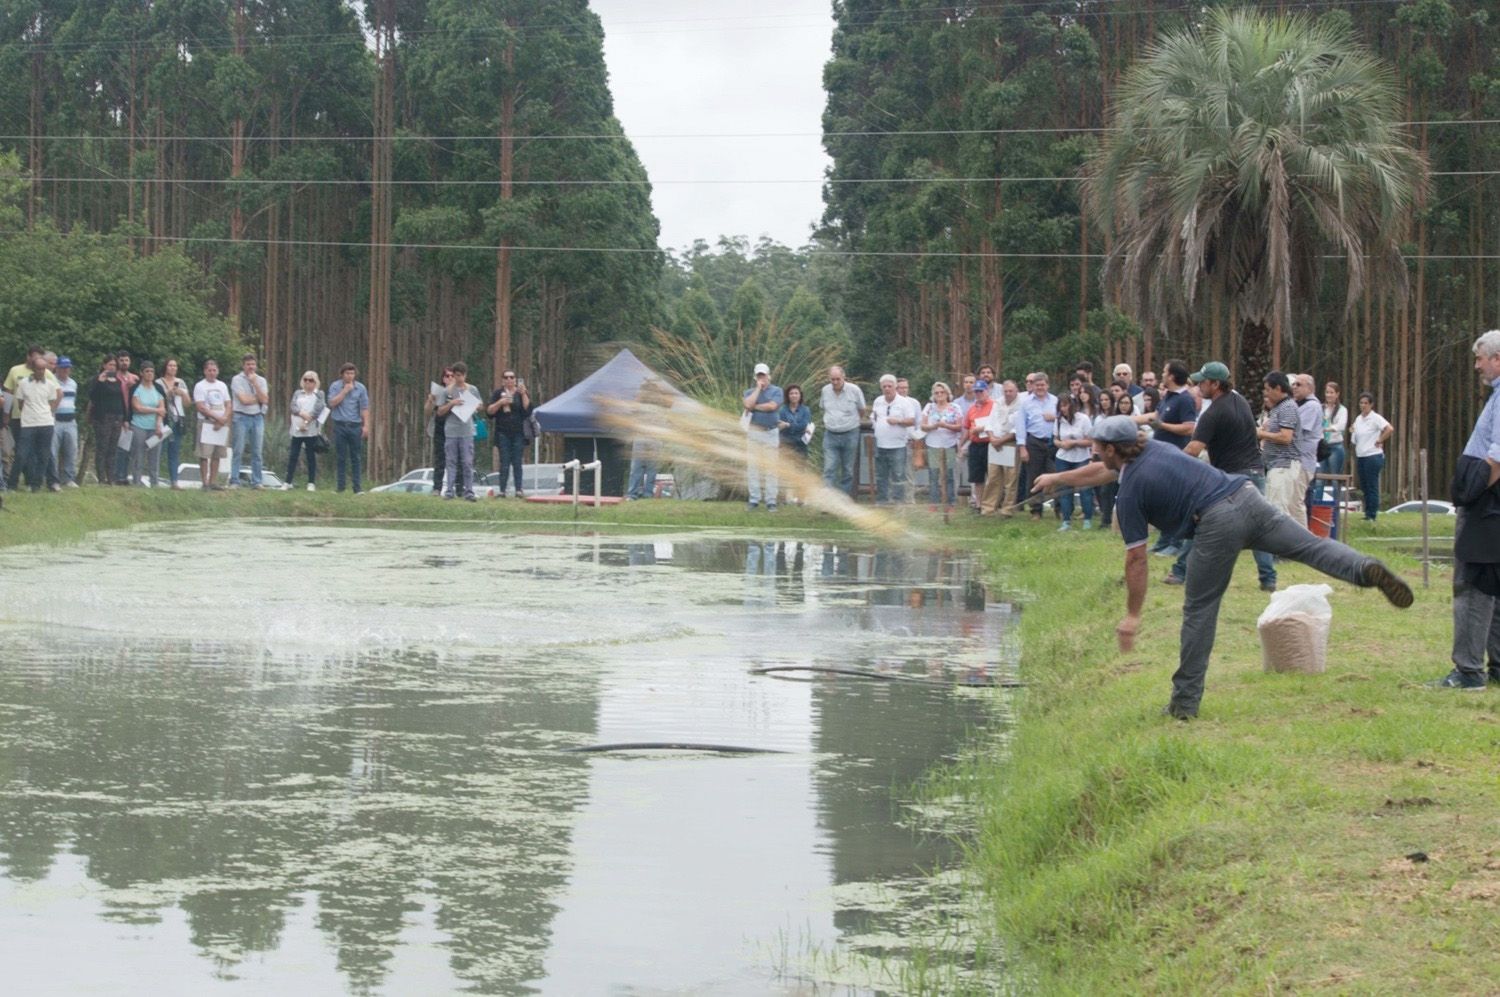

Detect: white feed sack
1257,584,1334,674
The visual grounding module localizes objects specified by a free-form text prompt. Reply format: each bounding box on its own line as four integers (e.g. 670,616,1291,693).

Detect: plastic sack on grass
1256,583,1333,674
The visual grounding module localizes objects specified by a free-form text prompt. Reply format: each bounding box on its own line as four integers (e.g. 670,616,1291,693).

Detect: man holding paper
436,362,482,501
193,359,232,491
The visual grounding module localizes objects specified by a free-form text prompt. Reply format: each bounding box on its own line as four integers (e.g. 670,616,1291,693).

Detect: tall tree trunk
494,30,516,386
367,0,397,480
1239,319,1273,401
228,0,247,334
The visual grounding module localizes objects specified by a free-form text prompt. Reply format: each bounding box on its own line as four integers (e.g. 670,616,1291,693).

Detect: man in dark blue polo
1032,416,1413,719
327,362,370,494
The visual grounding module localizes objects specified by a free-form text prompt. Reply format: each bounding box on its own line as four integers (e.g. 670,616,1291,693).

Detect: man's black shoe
1161,703,1196,721
1163,573,1184,586
1425,669,1486,691
1363,561,1414,608
1489,660,1500,685
1260,582,1277,593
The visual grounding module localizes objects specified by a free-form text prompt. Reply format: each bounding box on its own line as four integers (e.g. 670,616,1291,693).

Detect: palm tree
1084,8,1427,391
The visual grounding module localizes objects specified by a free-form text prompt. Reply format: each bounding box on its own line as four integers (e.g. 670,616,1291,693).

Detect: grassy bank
4,489,1488,991
943,513,1497,994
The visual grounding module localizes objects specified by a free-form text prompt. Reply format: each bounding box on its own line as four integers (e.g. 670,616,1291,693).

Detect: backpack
523,412,541,442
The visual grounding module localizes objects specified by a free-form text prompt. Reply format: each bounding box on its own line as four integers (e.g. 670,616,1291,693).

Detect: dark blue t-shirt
1115,440,1247,548
1155,388,1198,449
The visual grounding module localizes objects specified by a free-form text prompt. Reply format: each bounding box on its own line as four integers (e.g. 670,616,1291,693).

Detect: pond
0,522,1017,994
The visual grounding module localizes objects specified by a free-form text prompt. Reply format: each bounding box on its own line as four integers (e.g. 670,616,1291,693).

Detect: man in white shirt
819,365,866,497
13,352,61,492
980,380,1024,515
193,359,233,490
229,353,270,488
871,374,919,505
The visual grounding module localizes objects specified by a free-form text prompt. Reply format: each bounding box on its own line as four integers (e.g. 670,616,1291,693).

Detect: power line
20,169,1499,187
16,231,1500,262
3,119,1493,144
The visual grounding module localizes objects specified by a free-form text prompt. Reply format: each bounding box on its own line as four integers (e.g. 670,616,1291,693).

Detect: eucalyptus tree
1084,8,1427,393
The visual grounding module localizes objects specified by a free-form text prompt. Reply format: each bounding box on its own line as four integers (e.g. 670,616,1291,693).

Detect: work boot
1362,560,1414,609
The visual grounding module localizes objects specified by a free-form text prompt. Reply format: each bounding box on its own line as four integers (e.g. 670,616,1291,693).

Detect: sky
590,1,836,255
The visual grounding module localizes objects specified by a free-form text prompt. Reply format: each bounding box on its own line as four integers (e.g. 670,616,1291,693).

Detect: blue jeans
497,434,525,495
1171,472,1276,586
1055,457,1095,523
333,421,363,492
51,420,79,485
627,457,657,499
164,423,182,485
822,428,859,496
1356,454,1384,519
874,445,909,504
16,425,52,490
1315,442,1346,500
230,412,265,486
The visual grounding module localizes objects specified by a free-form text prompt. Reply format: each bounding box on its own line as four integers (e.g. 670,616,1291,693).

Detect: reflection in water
0,524,1014,993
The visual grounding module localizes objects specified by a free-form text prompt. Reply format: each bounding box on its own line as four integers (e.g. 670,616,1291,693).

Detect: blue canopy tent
533,349,691,496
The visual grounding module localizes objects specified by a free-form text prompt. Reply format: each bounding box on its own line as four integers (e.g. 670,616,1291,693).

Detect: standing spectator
326,362,369,494
1317,381,1348,501
1113,363,1142,397
13,351,61,491
1074,360,1096,386
963,379,995,511
229,353,269,488
5,345,57,490
486,369,531,498
126,362,165,487
742,362,783,511
1018,373,1058,518
87,355,127,487
425,367,453,495
193,359,233,490
819,366,865,497
955,373,979,421
436,362,481,501
1140,371,1159,392
110,351,139,485
1054,393,1095,530
1350,392,1393,520
976,364,999,400
1168,362,1278,591
158,358,191,489
920,382,963,511
50,357,79,489
1292,373,1323,505
1429,329,1500,689
1257,371,1304,524
778,383,813,462
870,374,917,505
1145,360,1197,450
286,371,325,491
980,380,1023,516
1098,392,1121,527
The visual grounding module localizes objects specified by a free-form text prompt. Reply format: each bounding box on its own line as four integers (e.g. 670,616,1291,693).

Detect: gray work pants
1174,483,1376,713
1451,509,1500,677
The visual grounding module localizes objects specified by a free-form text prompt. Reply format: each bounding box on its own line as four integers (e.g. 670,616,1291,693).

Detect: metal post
563,458,581,520
1420,448,1430,589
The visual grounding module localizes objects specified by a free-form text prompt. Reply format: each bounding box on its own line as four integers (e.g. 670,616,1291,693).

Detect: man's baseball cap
56,356,72,368
1192,361,1232,384
973,379,990,393
753,362,770,376
1092,415,1141,445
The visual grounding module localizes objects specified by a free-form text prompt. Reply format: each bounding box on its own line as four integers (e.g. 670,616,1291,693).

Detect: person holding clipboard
436,362,482,501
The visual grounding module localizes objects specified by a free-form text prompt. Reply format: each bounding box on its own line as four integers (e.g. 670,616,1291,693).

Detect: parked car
481,463,566,498
398,467,434,484
368,480,432,495
1386,500,1456,516
175,463,285,490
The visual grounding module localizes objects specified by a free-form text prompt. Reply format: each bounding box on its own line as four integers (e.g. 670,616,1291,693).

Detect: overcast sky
591,1,835,255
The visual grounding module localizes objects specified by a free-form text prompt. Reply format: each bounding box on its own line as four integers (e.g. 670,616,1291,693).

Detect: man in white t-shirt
871,374,919,505
13,353,61,492
193,359,233,490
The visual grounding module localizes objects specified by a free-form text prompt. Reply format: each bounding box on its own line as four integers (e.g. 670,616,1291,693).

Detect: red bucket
1308,502,1334,538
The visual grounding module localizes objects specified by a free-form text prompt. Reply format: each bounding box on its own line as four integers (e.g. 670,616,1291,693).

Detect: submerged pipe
567,742,788,755
750,665,1025,689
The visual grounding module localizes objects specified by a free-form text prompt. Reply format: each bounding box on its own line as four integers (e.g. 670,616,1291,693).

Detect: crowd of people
734,358,1396,534
0,346,372,496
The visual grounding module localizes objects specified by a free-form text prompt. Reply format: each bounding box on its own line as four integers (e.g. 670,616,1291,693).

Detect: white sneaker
307,483,316,492
65,481,79,488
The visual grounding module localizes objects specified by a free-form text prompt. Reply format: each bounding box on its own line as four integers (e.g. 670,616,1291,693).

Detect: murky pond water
0,523,1015,994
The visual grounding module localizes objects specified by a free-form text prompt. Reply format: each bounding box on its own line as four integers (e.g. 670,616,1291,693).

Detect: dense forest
0,1,1494,493
818,0,1499,498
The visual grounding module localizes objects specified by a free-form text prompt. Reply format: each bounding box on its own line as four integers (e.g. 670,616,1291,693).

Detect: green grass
2,490,1486,992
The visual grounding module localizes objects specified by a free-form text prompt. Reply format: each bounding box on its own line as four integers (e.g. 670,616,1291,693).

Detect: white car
1385,500,1456,516
368,480,433,495
175,463,285,490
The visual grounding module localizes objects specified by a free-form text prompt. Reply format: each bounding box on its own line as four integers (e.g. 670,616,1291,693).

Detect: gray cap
753,362,770,376
1091,415,1141,445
